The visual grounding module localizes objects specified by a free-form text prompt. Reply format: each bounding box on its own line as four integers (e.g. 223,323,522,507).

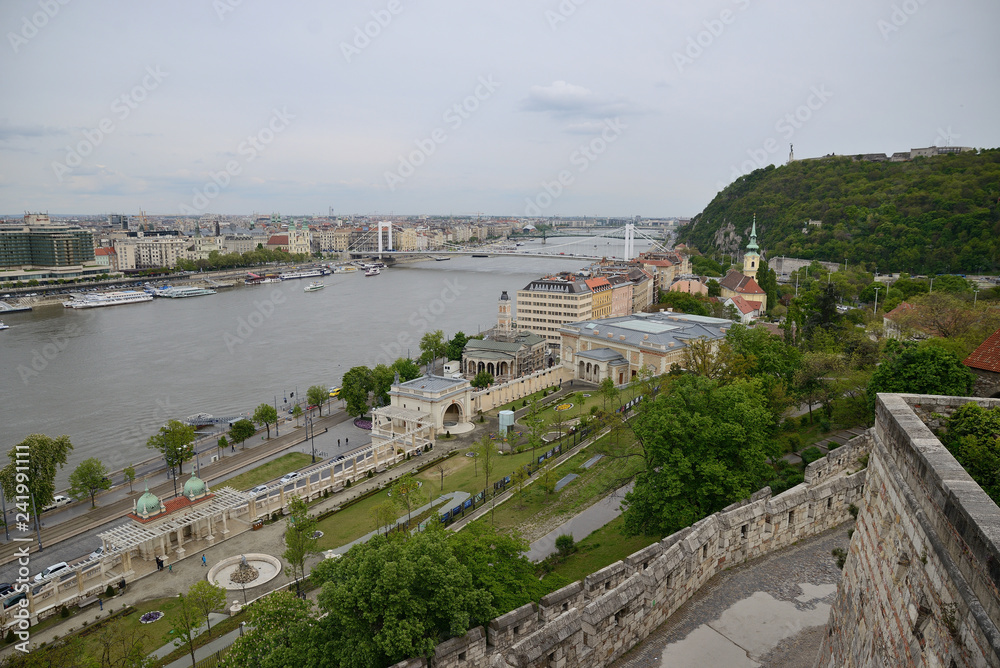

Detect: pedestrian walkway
782,426,867,465
162,625,242,668
149,612,229,661
526,483,633,562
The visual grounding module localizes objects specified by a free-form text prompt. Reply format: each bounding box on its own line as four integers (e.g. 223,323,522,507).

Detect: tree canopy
942,403,1000,505
253,403,279,439
67,457,111,508
0,433,73,515
866,340,975,417
341,365,374,418
229,418,256,449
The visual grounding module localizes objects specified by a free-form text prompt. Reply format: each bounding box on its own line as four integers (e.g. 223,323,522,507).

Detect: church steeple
742,214,761,278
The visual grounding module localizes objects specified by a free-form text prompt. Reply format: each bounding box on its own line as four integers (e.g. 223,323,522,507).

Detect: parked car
279,472,300,484
34,562,69,582
249,485,269,497
42,494,72,512
89,546,103,560
2,592,25,609
0,583,13,597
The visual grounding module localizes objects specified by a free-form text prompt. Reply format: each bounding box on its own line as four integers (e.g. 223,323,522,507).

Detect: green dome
136,485,162,517
183,475,207,499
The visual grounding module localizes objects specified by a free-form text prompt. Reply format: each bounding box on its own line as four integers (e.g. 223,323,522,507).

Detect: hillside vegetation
678,149,1000,275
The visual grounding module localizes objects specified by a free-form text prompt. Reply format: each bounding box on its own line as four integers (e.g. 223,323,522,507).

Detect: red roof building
963,327,1000,398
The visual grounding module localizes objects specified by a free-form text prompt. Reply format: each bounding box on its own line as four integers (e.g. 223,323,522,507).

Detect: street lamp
307,414,316,464
873,286,882,315
974,288,980,307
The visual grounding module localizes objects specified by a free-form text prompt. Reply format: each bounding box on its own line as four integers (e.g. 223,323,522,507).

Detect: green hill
677,149,1000,275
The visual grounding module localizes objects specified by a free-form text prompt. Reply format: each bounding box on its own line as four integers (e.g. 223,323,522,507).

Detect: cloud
0,120,66,142
521,81,632,119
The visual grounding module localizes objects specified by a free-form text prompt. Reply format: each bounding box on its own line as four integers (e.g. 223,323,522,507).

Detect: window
741,524,748,540
458,652,466,661
827,497,832,510
702,544,708,559
788,510,795,526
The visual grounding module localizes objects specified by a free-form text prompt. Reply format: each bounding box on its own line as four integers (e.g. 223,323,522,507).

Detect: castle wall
816,394,1000,668
388,431,871,668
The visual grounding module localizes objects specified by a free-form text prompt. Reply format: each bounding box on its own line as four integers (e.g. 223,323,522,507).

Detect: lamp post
273,395,279,437
873,286,882,315
974,288,980,307
0,487,8,541
307,414,316,464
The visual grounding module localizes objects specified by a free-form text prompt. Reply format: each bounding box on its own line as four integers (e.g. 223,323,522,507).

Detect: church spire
742,215,760,279
746,214,759,252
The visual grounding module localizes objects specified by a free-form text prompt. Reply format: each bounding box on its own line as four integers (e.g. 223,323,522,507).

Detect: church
717,217,768,312
462,291,548,382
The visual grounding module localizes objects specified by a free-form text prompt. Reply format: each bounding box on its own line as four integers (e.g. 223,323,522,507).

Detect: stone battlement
817,394,1000,667
391,430,872,667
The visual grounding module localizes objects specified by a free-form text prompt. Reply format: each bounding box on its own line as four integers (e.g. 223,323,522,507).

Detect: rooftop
561,311,731,350
964,327,1000,373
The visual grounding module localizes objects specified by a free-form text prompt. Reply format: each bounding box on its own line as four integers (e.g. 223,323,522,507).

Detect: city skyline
1,1,998,217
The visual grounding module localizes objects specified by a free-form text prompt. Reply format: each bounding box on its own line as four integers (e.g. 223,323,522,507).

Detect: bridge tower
624,223,635,260
377,221,393,256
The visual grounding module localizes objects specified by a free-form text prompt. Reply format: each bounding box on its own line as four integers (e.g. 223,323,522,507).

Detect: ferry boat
304,281,325,292
279,268,328,281
151,286,217,298
332,266,358,274
245,272,281,285
364,266,380,277
63,290,153,309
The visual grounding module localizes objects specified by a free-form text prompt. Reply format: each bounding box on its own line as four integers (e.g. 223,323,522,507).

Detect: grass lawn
63,595,184,657
221,452,314,492
538,516,659,594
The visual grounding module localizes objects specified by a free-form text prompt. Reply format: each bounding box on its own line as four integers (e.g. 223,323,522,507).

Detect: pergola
371,405,433,453
97,486,249,573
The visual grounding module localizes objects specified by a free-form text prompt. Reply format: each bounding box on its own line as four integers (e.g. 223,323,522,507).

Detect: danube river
0,236,653,483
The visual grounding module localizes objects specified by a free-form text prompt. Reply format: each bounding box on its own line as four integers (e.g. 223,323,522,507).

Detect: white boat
364,267,380,277
63,290,153,309
304,281,325,292
152,286,217,298
0,321,8,330
279,268,327,280
332,266,358,274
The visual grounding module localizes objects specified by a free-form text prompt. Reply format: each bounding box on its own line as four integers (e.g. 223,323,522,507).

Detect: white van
34,562,69,582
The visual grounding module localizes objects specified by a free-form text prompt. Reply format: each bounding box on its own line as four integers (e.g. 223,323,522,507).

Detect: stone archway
487,362,495,376
443,402,463,426
468,360,476,375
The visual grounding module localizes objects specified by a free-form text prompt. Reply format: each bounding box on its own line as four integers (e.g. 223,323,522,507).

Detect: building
516,275,593,352
722,294,761,323
607,275,633,317
0,214,96,269
963,327,1000,398
93,247,118,272
463,291,549,382
585,277,613,319
559,311,732,385
114,236,189,270
717,219,767,312
669,276,708,295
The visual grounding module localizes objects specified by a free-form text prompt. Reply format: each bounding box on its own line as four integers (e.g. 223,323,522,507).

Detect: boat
304,281,325,292
0,321,8,330
151,286,217,298
364,267,380,277
63,290,153,309
279,268,327,281
332,266,358,274
471,253,489,258
434,257,450,261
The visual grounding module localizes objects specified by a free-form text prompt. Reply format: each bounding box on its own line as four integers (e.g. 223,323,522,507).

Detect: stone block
488,602,539,650
539,581,583,622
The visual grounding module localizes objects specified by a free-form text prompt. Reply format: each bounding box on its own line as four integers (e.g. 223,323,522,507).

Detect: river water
0,236,652,483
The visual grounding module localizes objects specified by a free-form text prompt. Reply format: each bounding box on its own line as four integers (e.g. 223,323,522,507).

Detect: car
249,484,269,496
89,546,103,560
2,592,25,609
0,583,13,597
34,562,69,582
42,494,72,512
279,472,300,484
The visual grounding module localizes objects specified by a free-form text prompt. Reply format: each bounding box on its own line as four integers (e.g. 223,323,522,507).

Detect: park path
525,483,633,562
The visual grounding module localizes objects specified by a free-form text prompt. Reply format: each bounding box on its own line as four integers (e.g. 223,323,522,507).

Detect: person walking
338,438,341,447
202,554,207,567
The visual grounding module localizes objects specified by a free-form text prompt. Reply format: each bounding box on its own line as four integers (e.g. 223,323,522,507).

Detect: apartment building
585,276,612,319
515,275,593,352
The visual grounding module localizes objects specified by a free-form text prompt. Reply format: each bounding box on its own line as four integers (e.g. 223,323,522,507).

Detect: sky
0,0,997,219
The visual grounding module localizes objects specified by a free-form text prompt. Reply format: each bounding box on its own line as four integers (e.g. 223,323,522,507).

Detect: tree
372,363,395,408
228,418,255,451
282,496,318,597
794,352,843,424
187,580,227,639
446,331,470,361
253,403,278,439
623,375,777,536
341,366,374,418
0,434,73,516
390,473,426,530
434,461,447,493
67,458,112,509
219,591,314,668
449,522,543,616
391,357,421,382
291,404,303,426
599,377,618,411
307,384,328,416
706,279,721,297
170,592,201,668
217,436,228,458
511,465,529,507
474,433,497,523
418,329,448,374
123,465,136,494
942,403,1000,504
94,616,146,668
471,371,494,389
311,528,492,667
371,499,397,536
867,340,976,418
524,397,546,471
147,419,195,476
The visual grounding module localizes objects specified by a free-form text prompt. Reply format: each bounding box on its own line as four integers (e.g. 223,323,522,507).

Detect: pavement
610,524,852,668
526,483,633,562
781,426,868,466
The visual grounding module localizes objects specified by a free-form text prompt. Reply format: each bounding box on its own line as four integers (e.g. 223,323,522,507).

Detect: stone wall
816,394,1000,668
390,430,871,668
472,367,571,414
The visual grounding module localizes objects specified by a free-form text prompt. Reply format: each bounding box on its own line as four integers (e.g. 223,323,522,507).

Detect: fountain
206,553,282,590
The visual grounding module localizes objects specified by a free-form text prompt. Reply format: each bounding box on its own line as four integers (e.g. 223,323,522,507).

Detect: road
0,407,372,584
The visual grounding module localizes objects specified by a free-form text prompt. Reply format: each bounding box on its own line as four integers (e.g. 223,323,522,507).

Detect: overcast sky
1,0,997,218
